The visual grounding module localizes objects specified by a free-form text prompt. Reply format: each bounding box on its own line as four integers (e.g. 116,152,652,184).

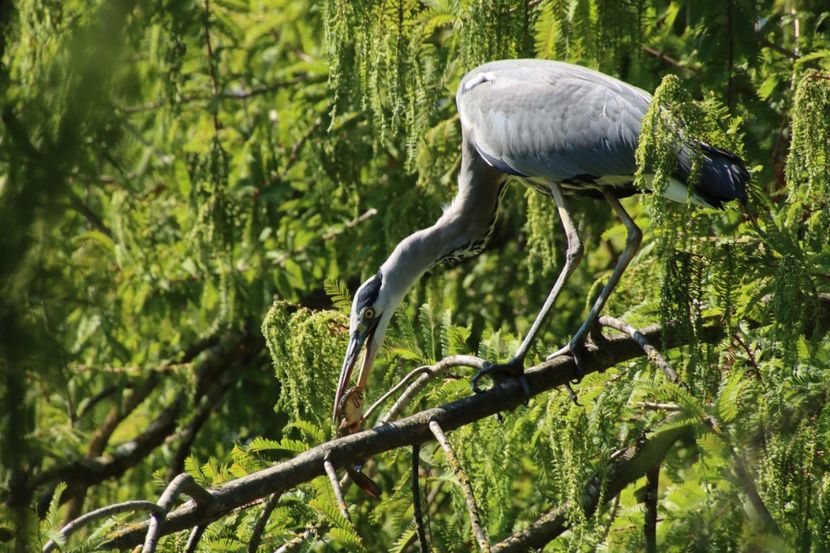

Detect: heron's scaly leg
548,189,643,373
471,182,583,396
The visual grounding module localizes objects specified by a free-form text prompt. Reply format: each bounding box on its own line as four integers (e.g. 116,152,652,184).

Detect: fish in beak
333,317,380,422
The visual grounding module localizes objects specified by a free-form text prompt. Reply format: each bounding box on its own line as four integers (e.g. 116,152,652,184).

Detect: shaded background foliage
0,0,829,551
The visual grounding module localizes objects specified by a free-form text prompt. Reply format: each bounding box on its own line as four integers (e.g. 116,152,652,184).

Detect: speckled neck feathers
379,140,505,306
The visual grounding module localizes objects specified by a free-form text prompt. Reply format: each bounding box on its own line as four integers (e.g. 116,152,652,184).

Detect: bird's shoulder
455,60,652,181
456,59,650,123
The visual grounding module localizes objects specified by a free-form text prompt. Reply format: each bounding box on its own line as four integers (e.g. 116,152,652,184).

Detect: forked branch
429,420,490,552
104,318,729,549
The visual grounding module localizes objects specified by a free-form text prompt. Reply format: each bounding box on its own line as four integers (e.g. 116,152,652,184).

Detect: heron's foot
543,338,591,406
471,357,531,402
569,321,611,377
569,340,588,381
545,340,587,380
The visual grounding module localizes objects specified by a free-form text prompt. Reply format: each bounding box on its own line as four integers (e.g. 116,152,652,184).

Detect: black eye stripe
355,271,382,312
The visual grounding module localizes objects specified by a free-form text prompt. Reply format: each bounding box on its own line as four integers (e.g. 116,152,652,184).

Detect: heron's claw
545,338,589,406
569,339,587,382
471,357,531,403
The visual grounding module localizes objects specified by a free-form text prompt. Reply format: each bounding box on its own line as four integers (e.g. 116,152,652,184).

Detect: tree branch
491,423,693,553
411,443,429,553
42,501,164,553
104,318,729,549
247,493,280,553
644,465,659,553
323,460,351,523
142,474,213,553
429,420,490,552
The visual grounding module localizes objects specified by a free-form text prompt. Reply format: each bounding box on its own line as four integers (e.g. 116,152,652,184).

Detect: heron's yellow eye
364,308,375,319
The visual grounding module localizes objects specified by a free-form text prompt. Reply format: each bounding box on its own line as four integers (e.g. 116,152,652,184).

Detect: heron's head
333,271,401,421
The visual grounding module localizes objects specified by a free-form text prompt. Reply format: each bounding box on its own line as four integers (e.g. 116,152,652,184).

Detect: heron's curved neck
380,140,504,302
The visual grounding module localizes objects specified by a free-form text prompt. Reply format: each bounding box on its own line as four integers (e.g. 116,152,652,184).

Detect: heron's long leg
471,182,583,394
513,182,584,361
549,189,643,365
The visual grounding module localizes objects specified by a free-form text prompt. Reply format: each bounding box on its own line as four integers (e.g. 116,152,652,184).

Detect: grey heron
334,59,748,421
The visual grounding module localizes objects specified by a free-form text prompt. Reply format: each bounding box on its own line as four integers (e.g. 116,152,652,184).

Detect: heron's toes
471,358,530,403
545,344,571,361
568,338,588,382
546,339,586,406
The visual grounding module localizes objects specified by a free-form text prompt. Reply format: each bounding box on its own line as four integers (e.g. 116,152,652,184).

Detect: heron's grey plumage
334,59,749,422
457,59,748,207
458,60,648,182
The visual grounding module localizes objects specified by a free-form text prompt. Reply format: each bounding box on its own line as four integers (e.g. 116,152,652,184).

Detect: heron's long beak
333,322,378,421
334,334,365,421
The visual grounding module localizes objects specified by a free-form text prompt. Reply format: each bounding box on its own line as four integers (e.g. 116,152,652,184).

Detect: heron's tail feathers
678,143,749,208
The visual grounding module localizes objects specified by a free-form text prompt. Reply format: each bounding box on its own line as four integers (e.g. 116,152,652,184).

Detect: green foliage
1,0,830,552
262,301,346,429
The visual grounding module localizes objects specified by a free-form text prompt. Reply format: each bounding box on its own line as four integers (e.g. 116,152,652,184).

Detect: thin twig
756,36,799,60
202,0,221,133
323,460,351,523
412,443,429,553
703,416,782,536
247,493,280,553
66,189,112,238
118,76,320,113
270,208,378,268
321,208,379,240
42,501,164,553
363,365,433,422
637,402,682,412
644,465,659,553
184,525,206,553
277,115,325,181
598,316,682,386
428,420,489,552
274,527,317,553
382,356,486,423
142,474,214,553
642,45,699,75
169,369,236,478
732,331,760,375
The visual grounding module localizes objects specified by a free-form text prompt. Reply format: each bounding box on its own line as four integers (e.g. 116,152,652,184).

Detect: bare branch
381,355,487,423
169,369,237,478
33,399,184,495
119,76,322,113
637,402,682,412
491,423,694,553
702,415,783,536
642,45,699,75
143,473,214,553
598,315,681,385
184,525,206,553
363,365,432,422
104,318,732,549
756,36,799,60
429,420,489,552
247,493,280,553
42,501,164,553
274,527,317,553
644,465,659,553
323,460,351,523
270,208,378,268
412,443,429,553
66,189,112,237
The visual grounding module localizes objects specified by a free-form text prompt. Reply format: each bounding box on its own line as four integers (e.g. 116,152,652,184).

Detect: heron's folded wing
457,61,651,183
